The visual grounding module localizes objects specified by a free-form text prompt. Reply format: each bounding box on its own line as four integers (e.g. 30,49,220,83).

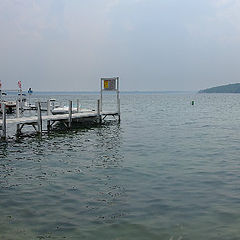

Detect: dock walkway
0,99,120,140
0,111,118,125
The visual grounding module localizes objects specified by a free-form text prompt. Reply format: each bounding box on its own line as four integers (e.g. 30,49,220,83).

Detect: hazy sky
0,0,240,91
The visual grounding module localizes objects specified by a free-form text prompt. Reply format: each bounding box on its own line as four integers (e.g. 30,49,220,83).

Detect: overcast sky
0,0,240,91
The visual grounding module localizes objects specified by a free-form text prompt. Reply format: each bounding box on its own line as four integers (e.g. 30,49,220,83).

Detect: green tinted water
1,93,240,239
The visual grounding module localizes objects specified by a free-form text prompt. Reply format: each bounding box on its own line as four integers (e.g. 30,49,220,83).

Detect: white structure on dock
0,77,120,141
0,80,29,113
100,77,120,122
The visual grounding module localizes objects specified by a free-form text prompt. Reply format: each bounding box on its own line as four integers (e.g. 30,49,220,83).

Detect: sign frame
102,78,116,91
100,77,120,113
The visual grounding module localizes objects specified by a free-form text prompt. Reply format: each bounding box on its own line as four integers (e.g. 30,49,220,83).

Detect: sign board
103,79,116,91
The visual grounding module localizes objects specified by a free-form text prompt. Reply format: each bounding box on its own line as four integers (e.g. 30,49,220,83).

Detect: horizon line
4,90,197,93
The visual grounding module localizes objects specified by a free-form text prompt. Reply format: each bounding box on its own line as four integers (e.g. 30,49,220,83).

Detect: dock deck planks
0,111,118,125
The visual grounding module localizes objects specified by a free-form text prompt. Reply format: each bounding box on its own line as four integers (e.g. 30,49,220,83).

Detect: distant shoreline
199,83,240,93
4,90,196,95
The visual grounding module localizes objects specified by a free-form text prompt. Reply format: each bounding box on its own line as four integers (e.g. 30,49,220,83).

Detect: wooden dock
0,99,120,140
0,77,121,141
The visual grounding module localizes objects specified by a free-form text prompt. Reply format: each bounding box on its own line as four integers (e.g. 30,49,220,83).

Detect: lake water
1,93,240,240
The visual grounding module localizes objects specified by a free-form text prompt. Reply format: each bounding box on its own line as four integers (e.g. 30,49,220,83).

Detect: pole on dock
97,99,101,124
16,100,21,136
117,77,120,122
47,100,51,132
117,98,120,122
16,100,20,118
100,80,103,112
47,100,51,115
1,103,7,140
68,100,72,128
37,102,42,135
0,81,2,113
19,88,23,111
77,99,80,113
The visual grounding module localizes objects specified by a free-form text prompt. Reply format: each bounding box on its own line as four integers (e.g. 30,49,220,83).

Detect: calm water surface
1,93,240,239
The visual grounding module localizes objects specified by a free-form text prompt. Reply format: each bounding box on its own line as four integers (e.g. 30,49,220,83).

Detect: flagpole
0,80,2,102
18,81,23,111
0,80,2,113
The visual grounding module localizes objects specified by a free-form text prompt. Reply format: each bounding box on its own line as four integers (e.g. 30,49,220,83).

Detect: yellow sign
104,80,109,89
103,79,116,90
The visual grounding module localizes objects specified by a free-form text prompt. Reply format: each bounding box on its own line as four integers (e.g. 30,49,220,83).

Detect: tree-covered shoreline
199,83,240,93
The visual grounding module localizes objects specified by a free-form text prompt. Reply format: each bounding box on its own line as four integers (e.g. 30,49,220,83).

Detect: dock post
16,100,21,136
19,89,23,111
100,79,103,112
77,99,80,113
97,99,101,124
37,102,42,135
16,100,20,118
1,103,7,141
47,100,51,115
117,77,121,122
68,100,72,128
47,100,51,132
117,94,121,123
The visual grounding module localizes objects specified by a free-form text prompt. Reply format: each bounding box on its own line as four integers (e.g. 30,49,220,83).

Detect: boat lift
0,80,31,113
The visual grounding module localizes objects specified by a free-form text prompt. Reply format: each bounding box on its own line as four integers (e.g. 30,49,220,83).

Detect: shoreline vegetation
199,83,240,93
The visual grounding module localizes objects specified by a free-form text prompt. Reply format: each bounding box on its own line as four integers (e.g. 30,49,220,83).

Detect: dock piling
117,98,121,122
47,100,51,132
117,77,121,122
37,102,42,135
16,100,20,118
16,100,21,136
1,103,7,140
77,99,80,113
47,100,51,115
97,99,101,124
68,100,72,128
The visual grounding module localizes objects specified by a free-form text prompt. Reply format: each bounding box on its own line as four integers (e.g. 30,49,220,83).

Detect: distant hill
199,83,240,93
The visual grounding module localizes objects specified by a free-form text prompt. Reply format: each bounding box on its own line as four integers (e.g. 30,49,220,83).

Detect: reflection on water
94,122,123,168
0,118,125,239
0,142,8,158
91,123,127,223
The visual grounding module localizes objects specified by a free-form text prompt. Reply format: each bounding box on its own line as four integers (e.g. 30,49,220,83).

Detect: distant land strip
5,91,194,95
199,83,240,93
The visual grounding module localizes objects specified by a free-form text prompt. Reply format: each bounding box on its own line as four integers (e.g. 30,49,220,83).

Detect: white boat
30,99,60,111
0,101,16,113
51,106,94,115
